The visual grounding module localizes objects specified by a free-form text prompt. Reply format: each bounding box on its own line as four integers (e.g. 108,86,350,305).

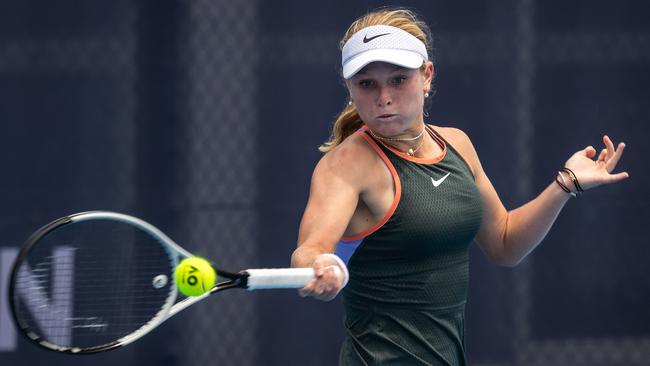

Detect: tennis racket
8,211,316,354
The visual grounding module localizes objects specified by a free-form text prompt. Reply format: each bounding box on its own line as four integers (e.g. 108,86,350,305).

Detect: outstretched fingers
607,171,630,183
603,135,626,172
604,135,616,160
583,145,597,158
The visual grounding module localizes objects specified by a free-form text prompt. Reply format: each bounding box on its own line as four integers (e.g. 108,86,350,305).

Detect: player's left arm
448,129,629,266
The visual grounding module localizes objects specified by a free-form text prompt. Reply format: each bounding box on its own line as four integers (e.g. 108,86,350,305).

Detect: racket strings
12,220,177,349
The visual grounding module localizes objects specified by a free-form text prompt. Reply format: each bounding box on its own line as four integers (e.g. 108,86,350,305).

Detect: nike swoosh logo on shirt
431,172,450,187
363,33,390,43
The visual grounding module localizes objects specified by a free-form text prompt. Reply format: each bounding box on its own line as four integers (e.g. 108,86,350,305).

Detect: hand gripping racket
8,211,316,354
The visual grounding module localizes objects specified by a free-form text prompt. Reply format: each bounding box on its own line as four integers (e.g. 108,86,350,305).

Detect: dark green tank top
336,125,483,366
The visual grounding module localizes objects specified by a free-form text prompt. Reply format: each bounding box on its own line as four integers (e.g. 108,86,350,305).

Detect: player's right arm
291,136,371,301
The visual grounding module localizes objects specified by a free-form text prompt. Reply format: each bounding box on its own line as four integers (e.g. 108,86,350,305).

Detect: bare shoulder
429,125,482,177
313,132,382,189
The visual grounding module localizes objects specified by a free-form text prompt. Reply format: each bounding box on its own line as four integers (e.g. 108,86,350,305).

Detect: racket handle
244,268,315,290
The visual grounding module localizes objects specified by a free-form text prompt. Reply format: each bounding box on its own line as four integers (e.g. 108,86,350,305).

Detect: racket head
9,211,184,354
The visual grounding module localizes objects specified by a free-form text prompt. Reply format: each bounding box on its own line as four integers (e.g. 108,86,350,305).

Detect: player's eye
358,79,375,88
391,76,407,85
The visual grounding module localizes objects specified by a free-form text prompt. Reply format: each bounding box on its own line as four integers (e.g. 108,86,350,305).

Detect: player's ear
422,61,434,92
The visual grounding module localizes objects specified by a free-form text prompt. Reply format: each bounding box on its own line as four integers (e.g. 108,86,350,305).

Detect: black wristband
561,167,583,194
555,173,576,197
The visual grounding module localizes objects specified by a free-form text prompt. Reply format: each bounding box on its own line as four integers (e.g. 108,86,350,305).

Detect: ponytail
319,102,364,153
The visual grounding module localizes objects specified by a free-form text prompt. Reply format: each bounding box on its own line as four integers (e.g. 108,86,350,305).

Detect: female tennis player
291,7,629,365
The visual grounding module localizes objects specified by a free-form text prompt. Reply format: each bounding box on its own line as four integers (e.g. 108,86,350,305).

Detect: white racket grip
317,253,349,288
245,268,315,290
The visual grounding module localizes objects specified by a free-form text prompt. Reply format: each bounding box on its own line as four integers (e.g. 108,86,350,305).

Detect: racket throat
212,269,249,292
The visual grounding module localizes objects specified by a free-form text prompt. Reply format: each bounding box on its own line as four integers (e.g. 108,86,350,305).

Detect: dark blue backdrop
1,1,647,365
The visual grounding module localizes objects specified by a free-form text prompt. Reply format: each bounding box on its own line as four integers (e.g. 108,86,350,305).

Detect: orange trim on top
375,125,447,164
341,129,402,241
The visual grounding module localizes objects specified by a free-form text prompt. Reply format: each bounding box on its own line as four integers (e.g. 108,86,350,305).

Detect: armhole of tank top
427,124,477,181
340,129,402,242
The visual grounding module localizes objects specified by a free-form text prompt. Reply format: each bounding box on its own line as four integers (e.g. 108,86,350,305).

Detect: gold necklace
405,136,426,156
369,126,427,156
368,127,426,142
371,132,427,156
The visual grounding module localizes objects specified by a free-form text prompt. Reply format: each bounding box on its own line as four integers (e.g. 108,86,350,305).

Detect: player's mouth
377,114,398,120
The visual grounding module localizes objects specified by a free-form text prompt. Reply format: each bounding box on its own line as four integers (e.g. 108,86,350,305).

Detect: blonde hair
319,8,433,153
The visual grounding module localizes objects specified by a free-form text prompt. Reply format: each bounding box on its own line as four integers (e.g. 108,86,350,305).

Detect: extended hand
298,254,348,301
564,135,629,191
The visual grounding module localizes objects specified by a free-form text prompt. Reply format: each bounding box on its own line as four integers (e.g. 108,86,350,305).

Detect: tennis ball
174,257,216,297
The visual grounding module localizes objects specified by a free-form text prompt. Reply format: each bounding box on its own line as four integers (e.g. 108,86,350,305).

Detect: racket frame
9,212,189,353
9,211,314,354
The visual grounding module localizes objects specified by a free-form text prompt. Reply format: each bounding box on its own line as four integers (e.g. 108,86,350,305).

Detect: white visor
341,25,428,79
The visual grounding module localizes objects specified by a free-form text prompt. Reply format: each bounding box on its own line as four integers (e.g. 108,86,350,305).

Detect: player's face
347,61,433,137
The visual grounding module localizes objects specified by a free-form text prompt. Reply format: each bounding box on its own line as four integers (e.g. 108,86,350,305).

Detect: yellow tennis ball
174,257,216,297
